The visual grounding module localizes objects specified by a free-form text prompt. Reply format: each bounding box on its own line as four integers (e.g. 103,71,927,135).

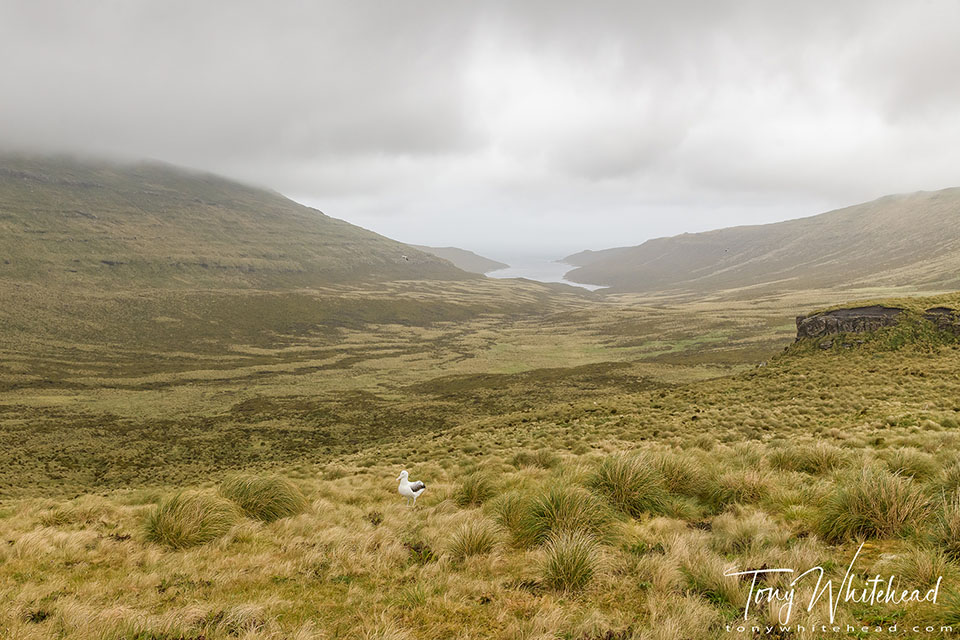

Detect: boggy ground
3,286,960,639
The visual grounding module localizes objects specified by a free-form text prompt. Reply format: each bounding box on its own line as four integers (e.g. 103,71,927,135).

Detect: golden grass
144,490,241,549
219,474,309,522
5,288,960,637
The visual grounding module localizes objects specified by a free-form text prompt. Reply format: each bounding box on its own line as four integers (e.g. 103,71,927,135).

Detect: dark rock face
795,306,904,340
924,307,960,336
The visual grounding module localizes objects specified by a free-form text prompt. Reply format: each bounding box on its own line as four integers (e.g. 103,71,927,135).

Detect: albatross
397,470,426,507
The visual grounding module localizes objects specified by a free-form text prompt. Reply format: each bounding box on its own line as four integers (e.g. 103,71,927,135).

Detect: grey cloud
1,0,959,256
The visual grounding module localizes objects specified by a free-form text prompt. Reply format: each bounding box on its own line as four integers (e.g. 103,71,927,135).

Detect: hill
410,245,508,274
564,188,960,295
0,155,469,290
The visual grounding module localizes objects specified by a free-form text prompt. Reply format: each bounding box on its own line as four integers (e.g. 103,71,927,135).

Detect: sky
2,1,960,260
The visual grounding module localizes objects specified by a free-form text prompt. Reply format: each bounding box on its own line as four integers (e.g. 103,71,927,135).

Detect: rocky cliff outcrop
796,306,904,340
796,304,960,341
924,307,960,336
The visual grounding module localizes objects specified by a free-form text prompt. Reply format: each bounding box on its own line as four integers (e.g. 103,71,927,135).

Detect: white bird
397,470,426,507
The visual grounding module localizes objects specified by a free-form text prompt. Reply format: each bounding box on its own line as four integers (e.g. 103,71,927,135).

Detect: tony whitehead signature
725,543,943,624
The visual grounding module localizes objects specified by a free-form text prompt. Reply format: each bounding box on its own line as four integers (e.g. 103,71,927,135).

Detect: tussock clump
145,490,241,549
710,506,787,555
639,593,721,640
662,496,703,521
541,530,600,592
511,448,560,469
882,448,938,479
448,519,498,559
933,491,960,560
219,474,308,522
454,471,495,507
651,451,701,496
885,544,951,588
39,495,116,527
931,461,960,497
511,485,614,547
816,466,931,542
493,491,529,537
678,547,746,609
768,442,845,475
588,452,669,517
710,468,772,508
691,434,717,451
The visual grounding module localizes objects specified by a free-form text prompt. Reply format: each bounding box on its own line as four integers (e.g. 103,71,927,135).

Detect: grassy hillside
0,156,557,356
565,188,960,295
411,245,508,274
3,291,960,638
0,155,469,290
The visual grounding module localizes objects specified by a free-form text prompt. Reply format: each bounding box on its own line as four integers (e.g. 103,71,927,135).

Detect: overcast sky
2,1,959,259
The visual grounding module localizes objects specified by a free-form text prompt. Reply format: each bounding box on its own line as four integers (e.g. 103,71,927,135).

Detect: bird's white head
397,470,408,482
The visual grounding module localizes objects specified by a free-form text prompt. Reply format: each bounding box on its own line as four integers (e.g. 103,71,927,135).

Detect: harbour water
486,258,606,291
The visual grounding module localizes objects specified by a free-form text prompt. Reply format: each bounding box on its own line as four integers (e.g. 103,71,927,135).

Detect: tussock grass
9,290,960,636
588,452,669,517
933,490,960,560
678,547,746,610
709,468,772,508
448,519,498,559
931,461,960,497
768,442,845,475
38,496,116,528
885,544,951,588
493,491,529,539
882,448,938,479
541,530,600,592
144,490,241,549
709,506,786,555
511,448,560,469
639,593,720,640
816,466,931,542
650,451,701,495
509,485,615,547
219,474,308,522
453,471,495,507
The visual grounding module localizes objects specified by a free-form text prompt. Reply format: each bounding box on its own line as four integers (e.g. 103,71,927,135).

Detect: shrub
816,467,931,542
448,519,498,559
512,485,614,547
588,453,669,517
541,531,600,592
145,491,241,549
454,471,495,507
219,474,308,522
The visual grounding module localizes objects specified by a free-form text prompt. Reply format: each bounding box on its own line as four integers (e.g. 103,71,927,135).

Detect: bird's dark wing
410,481,425,492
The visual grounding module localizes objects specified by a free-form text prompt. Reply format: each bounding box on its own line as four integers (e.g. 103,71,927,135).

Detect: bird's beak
396,475,402,482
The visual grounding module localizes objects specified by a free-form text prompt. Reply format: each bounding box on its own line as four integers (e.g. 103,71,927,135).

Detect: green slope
0,155,469,290
410,245,508,274
564,188,960,295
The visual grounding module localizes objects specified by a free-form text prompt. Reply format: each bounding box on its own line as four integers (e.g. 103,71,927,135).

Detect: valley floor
3,283,960,639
